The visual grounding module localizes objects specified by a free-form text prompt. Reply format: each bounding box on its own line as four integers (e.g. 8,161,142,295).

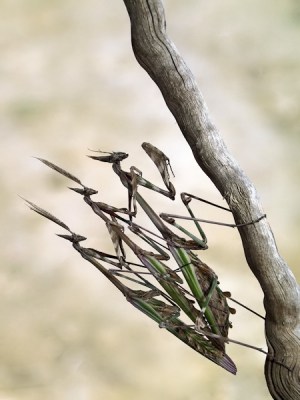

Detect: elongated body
26,143,237,374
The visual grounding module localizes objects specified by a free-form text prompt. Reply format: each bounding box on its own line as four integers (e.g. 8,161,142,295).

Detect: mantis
23,143,266,375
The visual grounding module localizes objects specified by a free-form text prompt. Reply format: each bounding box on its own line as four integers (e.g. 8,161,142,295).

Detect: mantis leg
162,192,265,230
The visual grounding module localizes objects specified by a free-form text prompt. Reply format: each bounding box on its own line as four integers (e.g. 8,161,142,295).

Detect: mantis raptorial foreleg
141,142,176,199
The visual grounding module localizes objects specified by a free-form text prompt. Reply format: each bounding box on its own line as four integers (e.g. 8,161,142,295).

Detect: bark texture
122,1,300,398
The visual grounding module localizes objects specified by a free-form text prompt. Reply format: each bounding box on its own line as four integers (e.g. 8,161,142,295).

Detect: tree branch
122,1,300,398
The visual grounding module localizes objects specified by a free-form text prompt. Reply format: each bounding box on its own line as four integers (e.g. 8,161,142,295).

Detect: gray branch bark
122,1,300,398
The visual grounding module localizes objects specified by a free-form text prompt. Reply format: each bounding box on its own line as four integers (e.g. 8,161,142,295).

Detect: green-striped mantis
23,143,266,375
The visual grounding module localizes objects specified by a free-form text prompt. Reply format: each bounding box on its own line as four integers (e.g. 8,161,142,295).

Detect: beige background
1,1,300,399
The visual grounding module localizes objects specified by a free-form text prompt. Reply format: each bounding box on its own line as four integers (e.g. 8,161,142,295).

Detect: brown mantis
23,143,267,375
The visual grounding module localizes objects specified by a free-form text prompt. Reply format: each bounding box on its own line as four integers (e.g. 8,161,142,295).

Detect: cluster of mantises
23,143,268,375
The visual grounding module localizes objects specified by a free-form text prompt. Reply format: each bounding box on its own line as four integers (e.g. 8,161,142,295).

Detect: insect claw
236,214,266,228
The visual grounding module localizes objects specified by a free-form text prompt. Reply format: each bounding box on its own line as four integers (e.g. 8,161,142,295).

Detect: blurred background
1,0,299,399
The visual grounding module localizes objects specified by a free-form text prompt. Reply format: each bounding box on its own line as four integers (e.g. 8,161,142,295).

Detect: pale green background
1,1,299,399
